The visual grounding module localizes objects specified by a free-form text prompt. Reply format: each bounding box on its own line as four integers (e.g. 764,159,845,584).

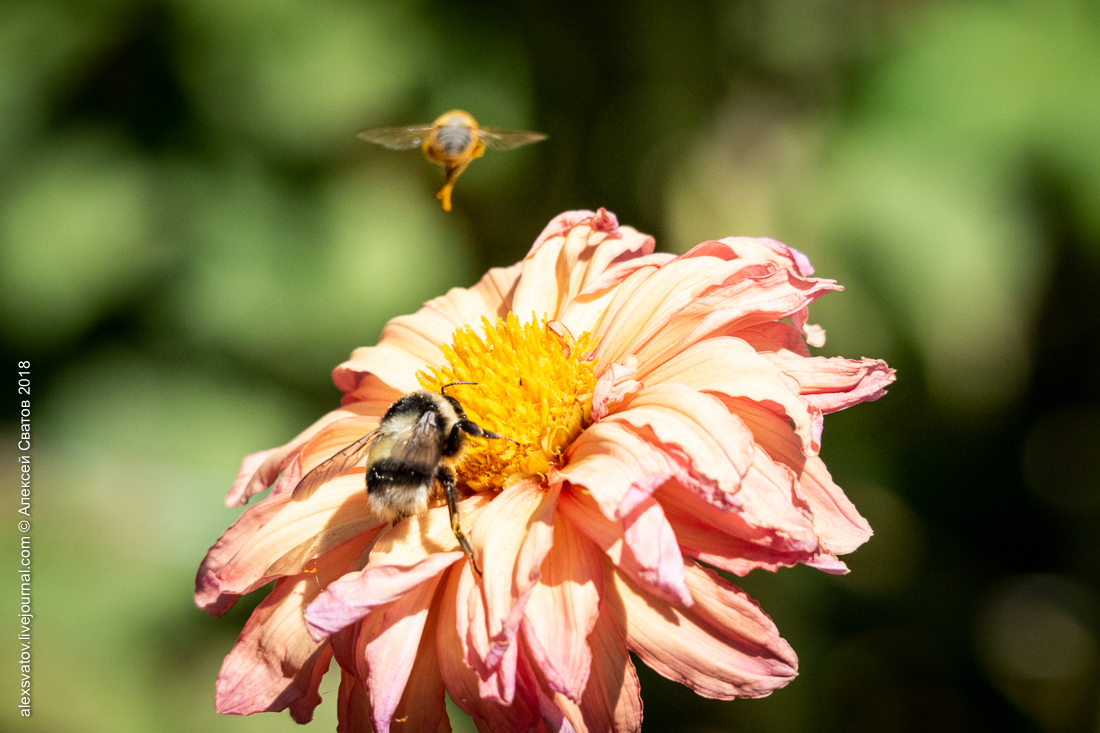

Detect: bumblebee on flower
196,209,894,732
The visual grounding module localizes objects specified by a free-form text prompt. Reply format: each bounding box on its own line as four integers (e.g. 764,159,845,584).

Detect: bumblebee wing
477,127,548,151
292,430,378,501
356,125,434,150
390,410,444,469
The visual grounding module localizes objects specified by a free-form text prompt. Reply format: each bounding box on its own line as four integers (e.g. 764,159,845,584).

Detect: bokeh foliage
2,0,1100,731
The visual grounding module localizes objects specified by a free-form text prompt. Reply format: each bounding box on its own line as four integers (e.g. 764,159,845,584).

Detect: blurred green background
2,0,1100,730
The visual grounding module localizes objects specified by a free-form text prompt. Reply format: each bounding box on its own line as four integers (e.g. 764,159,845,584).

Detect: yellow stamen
418,313,597,491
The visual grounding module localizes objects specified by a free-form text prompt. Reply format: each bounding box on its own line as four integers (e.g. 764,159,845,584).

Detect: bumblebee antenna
441,381,477,396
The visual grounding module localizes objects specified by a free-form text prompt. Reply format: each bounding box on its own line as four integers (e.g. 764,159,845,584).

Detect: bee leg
439,465,481,576
437,160,471,212
456,420,520,447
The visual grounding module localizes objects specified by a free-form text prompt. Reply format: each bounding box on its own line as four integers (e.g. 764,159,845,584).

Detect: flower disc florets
418,313,597,490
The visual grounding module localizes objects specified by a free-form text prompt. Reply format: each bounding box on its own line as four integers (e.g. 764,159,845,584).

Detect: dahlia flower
196,209,894,732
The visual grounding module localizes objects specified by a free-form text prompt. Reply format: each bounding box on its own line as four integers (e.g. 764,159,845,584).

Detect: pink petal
215,536,369,719
363,572,449,733
762,354,896,413
438,568,538,732
629,268,842,370
718,398,872,555
520,516,603,702
637,336,818,455
605,560,798,699
465,481,559,675
605,383,757,510
567,604,643,733
216,474,386,595
226,401,384,507
305,496,490,638
592,256,759,366
336,668,373,733
559,488,691,607
335,261,522,401
590,357,643,422
557,421,687,520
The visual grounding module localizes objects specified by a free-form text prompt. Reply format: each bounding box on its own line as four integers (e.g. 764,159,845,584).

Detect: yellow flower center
418,313,597,491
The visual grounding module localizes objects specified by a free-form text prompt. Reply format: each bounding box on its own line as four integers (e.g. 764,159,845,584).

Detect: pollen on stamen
418,313,597,491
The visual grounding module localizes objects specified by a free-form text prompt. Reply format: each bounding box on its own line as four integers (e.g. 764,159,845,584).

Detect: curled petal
362,572,449,733
215,536,370,719
305,496,489,638
216,474,386,595
605,560,797,699
559,488,690,607
465,481,559,679
607,383,756,510
590,357,643,422
638,336,818,455
438,568,538,732
763,354,896,413
521,515,603,702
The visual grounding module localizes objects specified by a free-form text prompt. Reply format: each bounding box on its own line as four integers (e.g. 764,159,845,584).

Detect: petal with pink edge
215,536,370,719
466,481,559,675
438,568,538,733
605,559,797,699
558,488,690,607
521,515,603,702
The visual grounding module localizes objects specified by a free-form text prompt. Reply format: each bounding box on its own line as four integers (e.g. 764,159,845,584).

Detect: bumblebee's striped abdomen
366,458,437,521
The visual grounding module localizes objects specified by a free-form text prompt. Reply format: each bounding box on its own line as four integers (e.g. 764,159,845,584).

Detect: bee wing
292,430,378,501
356,125,434,150
390,410,444,469
477,127,548,151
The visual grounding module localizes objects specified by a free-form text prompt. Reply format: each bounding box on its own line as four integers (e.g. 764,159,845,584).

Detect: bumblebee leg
439,465,481,575
456,419,520,446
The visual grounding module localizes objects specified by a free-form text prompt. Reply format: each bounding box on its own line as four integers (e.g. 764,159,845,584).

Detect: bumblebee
357,109,547,211
292,382,514,574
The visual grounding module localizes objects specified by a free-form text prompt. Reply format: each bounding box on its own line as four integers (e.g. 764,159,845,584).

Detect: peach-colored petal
558,488,690,607
686,237,814,277
591,256,759,365
730,321,811,357
466,480,559,675
520,515,603,702
557,422,687,520
517,210,656,320
637,336,818,455
305,497,491,638
335,262,522,401
438,568,538,732
718,396,872,554
336,667,373,733
630,268,841,369
362,572,449,733
215,536,369,719
763,354,896,413
227,400,386,506
590,357,643,422
658,480,844,576
605,560,797,699
196,491,288,616
216,474,386,595
307,551,464,641
566,604,642,733
606,383,756,510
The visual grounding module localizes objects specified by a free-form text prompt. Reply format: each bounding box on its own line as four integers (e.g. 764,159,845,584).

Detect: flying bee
357,109,547,212
292,382,516,575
